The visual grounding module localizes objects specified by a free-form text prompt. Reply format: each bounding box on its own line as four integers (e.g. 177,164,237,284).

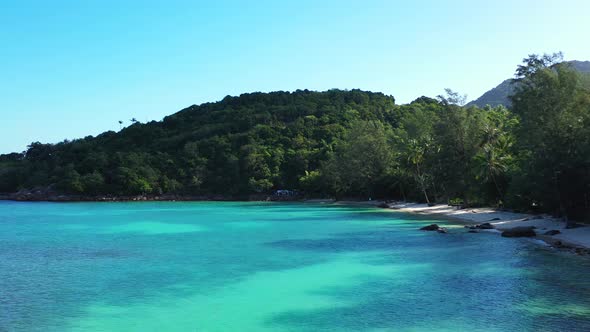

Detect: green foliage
1,60,590,221
299,170,323,194
0,90,397,197
321,120,395,198
393,103,439,203
80,171,105,195
508,55,590,220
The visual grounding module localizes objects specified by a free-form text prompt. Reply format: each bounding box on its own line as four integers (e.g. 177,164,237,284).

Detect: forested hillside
0,90,399,197
1,54,590,220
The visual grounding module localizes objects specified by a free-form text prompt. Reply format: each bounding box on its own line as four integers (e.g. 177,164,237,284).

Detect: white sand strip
385,202,590,249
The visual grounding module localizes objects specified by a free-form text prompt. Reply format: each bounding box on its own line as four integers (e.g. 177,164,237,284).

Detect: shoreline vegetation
2,53,590,232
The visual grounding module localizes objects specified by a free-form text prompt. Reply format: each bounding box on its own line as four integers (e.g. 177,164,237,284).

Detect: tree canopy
2,55,590,221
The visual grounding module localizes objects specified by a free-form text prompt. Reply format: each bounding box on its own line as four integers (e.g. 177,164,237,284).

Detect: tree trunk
418,176,430,204
491,173,502,203
400,183,406,201
422,187,430,204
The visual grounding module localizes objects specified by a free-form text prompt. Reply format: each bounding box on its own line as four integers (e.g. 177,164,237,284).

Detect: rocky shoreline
379,202,590,256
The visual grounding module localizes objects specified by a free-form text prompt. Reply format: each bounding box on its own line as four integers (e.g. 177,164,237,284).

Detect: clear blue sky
1,0,589,153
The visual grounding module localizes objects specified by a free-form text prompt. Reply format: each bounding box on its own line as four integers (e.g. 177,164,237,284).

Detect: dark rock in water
437,227,448,234
377,202,390,209
544,230,561,236
501,226,536,238
477,223,495,229
566,222,583,229
488,217,501,221
420,224,440,231
467,223,494,230
427,203,437,207
553,240,563,247
574,248,589,255
532,215,544,220
468,230,479,233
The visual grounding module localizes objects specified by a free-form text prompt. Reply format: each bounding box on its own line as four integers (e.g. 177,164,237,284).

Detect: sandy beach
380,202,590,251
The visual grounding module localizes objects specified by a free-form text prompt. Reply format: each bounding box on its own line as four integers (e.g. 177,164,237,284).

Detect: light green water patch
67,253,430,332
516,298,590,317
61,224,93,231
102,221,206,235
224,221,272,229
61,221,207,235
445,224,468,229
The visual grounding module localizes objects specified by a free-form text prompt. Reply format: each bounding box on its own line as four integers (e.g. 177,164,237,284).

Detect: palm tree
481,123,501,147
474,136,512,201
407,139,431,204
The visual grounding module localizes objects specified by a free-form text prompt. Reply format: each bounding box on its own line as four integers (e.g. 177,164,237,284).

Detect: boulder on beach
478,223,495,229
420,224,440,231
544,230,561,236
501,226,536,238
467,223,495,230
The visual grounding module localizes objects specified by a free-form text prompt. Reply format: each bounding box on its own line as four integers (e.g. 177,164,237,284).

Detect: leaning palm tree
406,139,431,204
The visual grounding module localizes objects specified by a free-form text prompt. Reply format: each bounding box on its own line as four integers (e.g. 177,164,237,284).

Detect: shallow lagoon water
1,201,590,331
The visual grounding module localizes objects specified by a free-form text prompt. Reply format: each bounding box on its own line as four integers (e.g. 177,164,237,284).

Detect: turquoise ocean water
1,201,590,331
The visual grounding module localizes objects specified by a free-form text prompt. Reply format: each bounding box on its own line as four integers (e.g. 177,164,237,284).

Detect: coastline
298,198,590,253
0,192,275,202
3,193,589,253
379,201,590,253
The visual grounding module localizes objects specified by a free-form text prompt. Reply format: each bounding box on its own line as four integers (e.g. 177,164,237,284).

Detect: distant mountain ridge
469,60,590,108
